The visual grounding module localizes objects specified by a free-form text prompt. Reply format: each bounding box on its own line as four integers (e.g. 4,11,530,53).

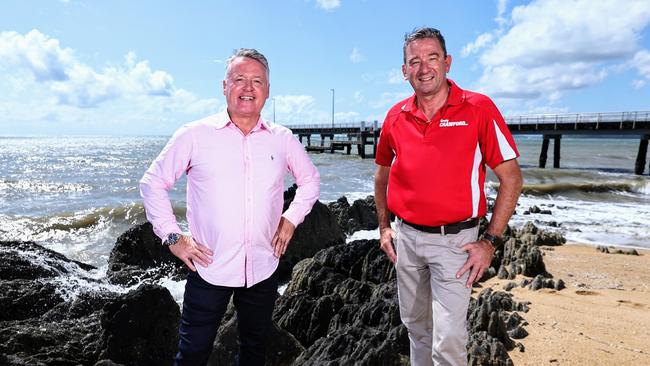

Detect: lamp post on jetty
272,97,276,123
330,88,335,129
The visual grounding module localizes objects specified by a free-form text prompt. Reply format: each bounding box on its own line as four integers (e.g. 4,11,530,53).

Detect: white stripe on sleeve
493,120,517,160
471,143,482,218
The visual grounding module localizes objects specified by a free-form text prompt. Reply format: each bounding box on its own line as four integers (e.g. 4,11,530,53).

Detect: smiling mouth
419,76,434,82
239,96,254,101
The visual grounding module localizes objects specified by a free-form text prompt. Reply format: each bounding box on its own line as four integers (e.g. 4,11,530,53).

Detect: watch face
165,233,181,246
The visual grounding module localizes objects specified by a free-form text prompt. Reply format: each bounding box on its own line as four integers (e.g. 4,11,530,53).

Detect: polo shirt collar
208,109,271,132
400,78,464,114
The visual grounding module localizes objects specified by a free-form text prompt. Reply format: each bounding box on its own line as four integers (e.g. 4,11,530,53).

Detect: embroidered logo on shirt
439,119,468,127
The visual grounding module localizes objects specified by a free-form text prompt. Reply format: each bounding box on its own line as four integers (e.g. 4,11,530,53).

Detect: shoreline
481,243,650,365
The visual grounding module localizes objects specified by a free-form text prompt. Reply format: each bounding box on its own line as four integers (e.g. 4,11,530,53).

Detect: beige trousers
395,219,478,366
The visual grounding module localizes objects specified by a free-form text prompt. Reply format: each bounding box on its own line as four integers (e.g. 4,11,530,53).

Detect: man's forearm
487,160,523,236
374,166,391,230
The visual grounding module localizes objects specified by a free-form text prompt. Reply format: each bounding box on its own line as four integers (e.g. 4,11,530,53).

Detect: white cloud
353,91,364,103
387,68,404,84
350,47,365,63
316,0,340,11
269,95,329,125
496,0,509,26
370,91,412,109
461,33,493,57
0,29,221,134
471,0,650,104
629,50,650,88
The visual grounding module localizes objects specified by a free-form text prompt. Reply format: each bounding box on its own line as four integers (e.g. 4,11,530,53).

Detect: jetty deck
288,111,650,175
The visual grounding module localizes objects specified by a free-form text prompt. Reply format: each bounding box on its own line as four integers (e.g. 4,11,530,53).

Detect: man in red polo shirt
374,27,523,366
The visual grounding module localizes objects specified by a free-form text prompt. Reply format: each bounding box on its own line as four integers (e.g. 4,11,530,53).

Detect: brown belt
399,217,479,235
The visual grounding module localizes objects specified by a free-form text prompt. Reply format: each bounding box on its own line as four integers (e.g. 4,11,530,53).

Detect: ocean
1,134,649,299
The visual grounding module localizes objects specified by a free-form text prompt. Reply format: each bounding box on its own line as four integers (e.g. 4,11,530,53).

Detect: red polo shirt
375,79,519,226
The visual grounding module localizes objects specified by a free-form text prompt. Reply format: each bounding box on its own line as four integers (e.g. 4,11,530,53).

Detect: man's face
402,38,451,97
223,57,269,120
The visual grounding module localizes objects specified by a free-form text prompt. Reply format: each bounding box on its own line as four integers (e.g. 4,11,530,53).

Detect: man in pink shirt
140,48,320,366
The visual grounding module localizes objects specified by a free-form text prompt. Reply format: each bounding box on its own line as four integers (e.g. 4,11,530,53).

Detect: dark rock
503,282,517,291
1,238,181,366
274,240,405,364
0,279,65,321
625,249,639,256
209,316,305,366
527,274,565,291
327,195,378,235
106,222,186,286
0,241,95,281
467,289,529,365
99,284,180,366
508,326,529,339
278,198,345,283
94,361,126,366
529,275,544,291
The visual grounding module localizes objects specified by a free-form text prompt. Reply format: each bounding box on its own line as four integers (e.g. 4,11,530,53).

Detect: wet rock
0,240,180,366
327,195,378,235
503,282,517,291
107,222,186,286
0,240,95,281
0,241,99,321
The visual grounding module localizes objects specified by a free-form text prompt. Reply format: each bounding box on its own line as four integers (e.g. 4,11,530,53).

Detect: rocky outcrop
327,196,379,234
98,284,180,365
210,239,528,365
478,220,566,283
467,289,530,366
106,222,186,286
280,185,346,282
0,240,180,366
597,245,640,255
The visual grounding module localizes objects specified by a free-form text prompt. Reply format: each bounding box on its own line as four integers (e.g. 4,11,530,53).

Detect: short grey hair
403,27,447,63
225,48,269,78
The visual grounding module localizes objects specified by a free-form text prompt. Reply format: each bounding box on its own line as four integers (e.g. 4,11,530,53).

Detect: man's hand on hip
168,235,214,272
456,240,495,288
272,217,296,258
379,227,397,264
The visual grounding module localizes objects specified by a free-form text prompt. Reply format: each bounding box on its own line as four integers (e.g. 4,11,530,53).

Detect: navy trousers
174,270,278,366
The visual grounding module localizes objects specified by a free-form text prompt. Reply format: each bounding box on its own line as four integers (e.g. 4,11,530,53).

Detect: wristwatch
163,233,182,246
481,232,499,248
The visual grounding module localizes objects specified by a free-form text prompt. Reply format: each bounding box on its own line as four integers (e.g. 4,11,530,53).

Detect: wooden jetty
289,111,650,175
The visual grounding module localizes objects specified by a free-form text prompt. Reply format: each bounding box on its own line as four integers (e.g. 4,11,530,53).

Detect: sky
1,0,650,135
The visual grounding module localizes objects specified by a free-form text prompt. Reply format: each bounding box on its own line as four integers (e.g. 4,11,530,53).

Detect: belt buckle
441,225,446,236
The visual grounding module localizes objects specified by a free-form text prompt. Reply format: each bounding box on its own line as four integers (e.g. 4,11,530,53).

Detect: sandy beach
481,243,650,365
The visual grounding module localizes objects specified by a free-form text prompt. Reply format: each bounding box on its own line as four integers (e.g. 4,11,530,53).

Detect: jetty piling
635,135,649,175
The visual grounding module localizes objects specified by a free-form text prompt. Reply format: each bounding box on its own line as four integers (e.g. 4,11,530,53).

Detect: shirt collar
208,109,271,132
400,78,464,113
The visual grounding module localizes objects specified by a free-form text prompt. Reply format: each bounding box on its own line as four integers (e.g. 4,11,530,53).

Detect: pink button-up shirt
140,110,320,287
